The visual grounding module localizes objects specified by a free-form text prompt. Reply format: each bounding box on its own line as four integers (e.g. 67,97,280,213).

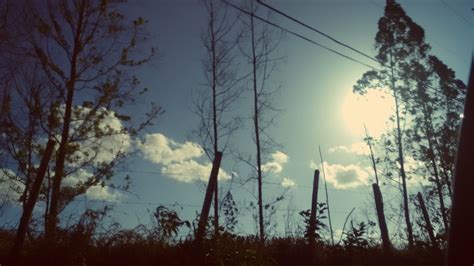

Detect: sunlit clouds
281,177,296,188
310,161,369,189
262,151,289,174
139,133,230,182
329,141,370,156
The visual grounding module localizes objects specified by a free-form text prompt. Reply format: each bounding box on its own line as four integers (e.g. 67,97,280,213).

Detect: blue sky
1,0,472,241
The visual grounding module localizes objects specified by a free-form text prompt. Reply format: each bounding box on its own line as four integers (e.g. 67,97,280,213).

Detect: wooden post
308,170,320,250
372,183,391,252
9,138,56,265
447,58,474,266
416,192,437,249
195,151,223,245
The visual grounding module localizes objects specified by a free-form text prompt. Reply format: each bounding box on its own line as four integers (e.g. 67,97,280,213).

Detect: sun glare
341,89,394,138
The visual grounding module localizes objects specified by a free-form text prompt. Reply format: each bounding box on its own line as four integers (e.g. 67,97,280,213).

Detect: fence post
308,170,320,251
372,183,391,252
417,192,437,249
195,151,223,245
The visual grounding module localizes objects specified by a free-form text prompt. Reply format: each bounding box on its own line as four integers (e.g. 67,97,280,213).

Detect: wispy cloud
310,161,369,189
262,151,289,174
329,141,369,156
139,133,230,183
281,177,296,188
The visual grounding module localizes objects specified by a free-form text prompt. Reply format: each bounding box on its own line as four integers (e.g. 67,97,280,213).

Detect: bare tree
194,0,243,235
236,0,283,245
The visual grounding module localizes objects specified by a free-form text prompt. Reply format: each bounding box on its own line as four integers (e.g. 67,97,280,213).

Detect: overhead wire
222,0,379,70
255,0,379,63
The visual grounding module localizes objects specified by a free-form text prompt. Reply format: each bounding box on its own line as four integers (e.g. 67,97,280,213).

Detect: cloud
161,160,230,183
281,177,296,188
86,185,123,202
310,161,369,189
65,106,133,166
329,142,369,156
139,133,230,183
139,133,204,165
262,151,289,174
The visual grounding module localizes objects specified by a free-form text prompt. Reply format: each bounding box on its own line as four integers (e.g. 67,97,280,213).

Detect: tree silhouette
0,0,161,247
195,0,243,236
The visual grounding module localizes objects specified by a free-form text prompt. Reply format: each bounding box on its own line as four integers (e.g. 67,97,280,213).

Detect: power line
222,0,379,70
439,0,473,27
255,0,379,63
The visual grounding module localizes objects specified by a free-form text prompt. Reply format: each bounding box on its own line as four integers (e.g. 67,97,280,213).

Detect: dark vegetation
0,0,468,265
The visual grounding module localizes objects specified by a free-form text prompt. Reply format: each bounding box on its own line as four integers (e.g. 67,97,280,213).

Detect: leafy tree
354,0,436,247
1,0,161,247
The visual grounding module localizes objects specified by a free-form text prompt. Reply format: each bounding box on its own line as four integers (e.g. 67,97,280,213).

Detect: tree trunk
373,183,391,252
417,192,438,249
195,151,222,245
45,0,85,239
308,170,320,250
250,9,265,246
209,0,219,237
447,59,474,266
389,50,414,247
10,139,56,265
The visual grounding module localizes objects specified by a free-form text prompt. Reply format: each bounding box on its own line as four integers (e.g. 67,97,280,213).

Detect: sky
1,0,472,241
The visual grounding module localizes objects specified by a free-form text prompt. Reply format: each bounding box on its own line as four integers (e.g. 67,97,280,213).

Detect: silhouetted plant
299,202,328,242
343,221,370,250
221,191,239,233
153,205,190,243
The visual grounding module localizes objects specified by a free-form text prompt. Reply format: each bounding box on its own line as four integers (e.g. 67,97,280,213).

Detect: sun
341,89,395,138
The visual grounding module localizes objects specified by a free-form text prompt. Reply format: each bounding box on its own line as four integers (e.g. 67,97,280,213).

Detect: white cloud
329,141,370,156
161,160,230,183
86,185,123,202
62,168,90,187
139,133,204,165
281,177,296,188
67,106,132,166
139,133,230,183
262,151,288,174
310,162,369,189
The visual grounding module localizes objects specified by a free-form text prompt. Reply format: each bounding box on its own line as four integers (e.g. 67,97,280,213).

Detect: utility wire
255,0,379,63
439,0,473,27
222,0,379,70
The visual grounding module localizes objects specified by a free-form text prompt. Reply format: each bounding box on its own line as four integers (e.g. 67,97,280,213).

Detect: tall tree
355,0,466,246
0,0,161,242
195,0,243,236
354,0,431,247
238,0,282,245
